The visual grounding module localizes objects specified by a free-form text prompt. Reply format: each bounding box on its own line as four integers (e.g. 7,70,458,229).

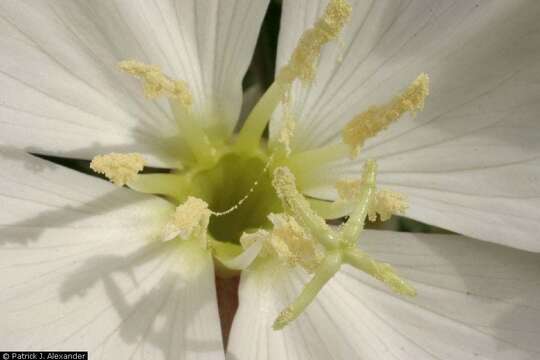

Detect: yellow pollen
273,307,295,330
335,178,363,201
119,59,193,106
162,196,211,243
90,152,144,186
267,213,325,272
273,167,328,230
278,117,296,156
371,189,408,222
277,0,352,85
277,91,296,156
336,179,408,222
272,166,305,206
342,73,430,156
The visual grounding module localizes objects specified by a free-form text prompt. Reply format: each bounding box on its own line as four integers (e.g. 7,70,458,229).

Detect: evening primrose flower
1,1,540,360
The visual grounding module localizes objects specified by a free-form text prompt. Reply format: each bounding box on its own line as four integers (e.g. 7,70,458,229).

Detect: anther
236,0,352,151
267,213,325,272
276,89,296,156
370,190,408,221
90,153,145,186
119,60,193,106
342,73,430,157
162,197,211,245
336,180,408,222
277,0,352,85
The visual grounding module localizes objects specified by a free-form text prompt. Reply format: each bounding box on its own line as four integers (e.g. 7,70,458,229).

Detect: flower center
193,152,281,243
89,0,431,330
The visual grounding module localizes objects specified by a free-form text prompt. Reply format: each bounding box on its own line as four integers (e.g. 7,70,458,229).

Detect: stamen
267,213,325,272
90,153,145,186
127,173,191,202
336,180,408,222
272,166,338,248
343,73,429,156
119,60,192,106
371,190,408,222
284,142,350,189
119,59,217,165
277,0,352,85
276,90,296,156
162,196,211,244
236,0,352,151
285,73,430,180
277,116,296,156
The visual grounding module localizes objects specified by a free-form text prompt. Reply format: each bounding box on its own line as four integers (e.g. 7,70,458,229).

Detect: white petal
227,262,316,360
275,0,540,250
0,0,268,166
228,230,540,360
0,148,224,359
217,238,264,270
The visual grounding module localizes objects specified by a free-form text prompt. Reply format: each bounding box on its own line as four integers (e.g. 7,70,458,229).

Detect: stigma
270,162,416,330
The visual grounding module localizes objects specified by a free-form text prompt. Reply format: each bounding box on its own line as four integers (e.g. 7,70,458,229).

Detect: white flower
0,1,539,359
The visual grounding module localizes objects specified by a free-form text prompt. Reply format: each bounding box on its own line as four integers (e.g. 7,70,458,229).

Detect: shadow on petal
58,238,223,357
418,235,540,355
